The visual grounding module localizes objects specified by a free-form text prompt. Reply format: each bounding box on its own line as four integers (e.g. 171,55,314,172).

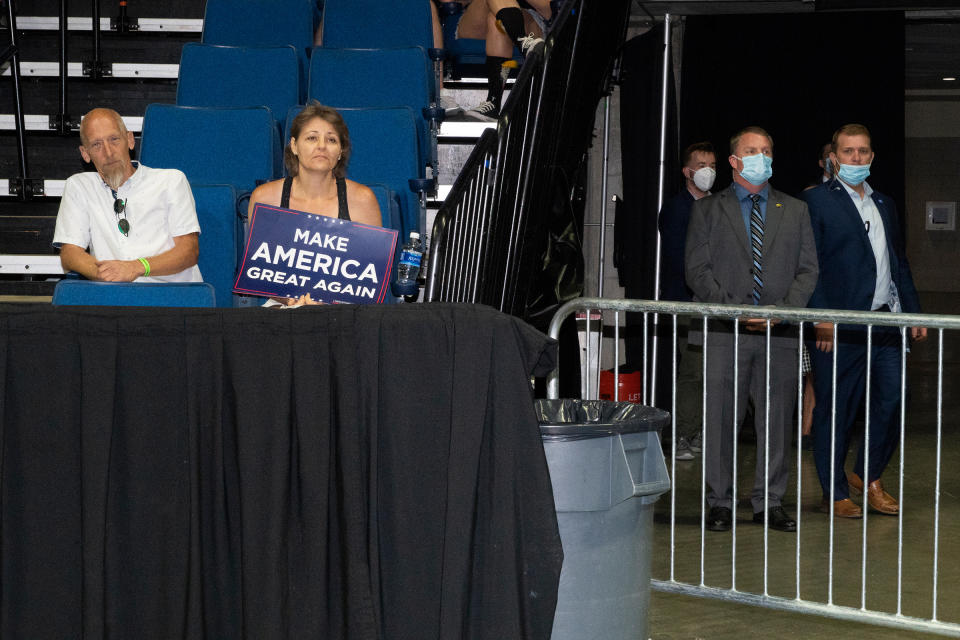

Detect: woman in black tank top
279,174,351,221
247,102,383,306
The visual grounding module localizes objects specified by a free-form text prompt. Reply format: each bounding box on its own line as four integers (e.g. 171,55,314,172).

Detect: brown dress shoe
846,470,864,493
819,497,863,518
847,471,899,515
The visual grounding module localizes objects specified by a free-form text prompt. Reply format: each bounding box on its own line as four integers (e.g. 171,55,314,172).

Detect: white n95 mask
693,166,716,191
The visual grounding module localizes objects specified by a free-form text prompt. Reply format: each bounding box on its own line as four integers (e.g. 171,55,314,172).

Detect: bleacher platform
0,0,500,299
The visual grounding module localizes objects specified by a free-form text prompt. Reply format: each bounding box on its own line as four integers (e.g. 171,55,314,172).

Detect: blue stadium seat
177,43,302,122
202,0,315,50
52,281,217,307
201,0,316,93
341,106,427,238
319,0,446,108
366,182,402,232
192,184,240,308
139,104,281,194
367,182,404,294
308,47,438,171
284,105,426,237
320,0,434,51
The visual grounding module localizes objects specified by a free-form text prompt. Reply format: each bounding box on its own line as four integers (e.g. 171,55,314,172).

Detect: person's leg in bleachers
431,0,464,115
458,0,548,121
431,0,444,48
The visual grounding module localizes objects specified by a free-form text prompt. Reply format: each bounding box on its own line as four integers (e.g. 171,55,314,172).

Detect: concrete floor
647,295,960,639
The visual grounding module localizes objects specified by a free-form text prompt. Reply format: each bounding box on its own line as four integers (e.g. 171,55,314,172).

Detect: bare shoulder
250,179,284,207
344,179,382,227
248,179,284,216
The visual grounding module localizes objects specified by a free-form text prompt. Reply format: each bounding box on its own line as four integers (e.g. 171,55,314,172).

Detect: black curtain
615,11,905,397
616,24,680,302
680,11,905,207
0,303,562,640
617,25,680,383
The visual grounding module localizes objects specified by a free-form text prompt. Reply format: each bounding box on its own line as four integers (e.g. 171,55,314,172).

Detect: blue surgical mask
736,153,773,186
823,157,833,176
837,162,871,185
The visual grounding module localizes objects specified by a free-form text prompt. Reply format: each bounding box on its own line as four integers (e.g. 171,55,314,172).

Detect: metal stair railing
424,0,632,318
2,0,37,200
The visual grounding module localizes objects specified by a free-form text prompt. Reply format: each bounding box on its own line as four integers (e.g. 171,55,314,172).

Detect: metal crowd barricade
547,297,960,637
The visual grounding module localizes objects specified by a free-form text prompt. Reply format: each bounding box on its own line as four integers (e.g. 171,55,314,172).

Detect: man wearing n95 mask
658,141,717,462
659,141,716,303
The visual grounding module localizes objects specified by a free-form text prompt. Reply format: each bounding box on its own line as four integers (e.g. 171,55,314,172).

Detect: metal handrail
425,128,497,302
425,0,634,318
3,0,30,200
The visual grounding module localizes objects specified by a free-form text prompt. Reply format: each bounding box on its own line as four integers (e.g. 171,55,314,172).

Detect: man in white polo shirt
53,107,201,282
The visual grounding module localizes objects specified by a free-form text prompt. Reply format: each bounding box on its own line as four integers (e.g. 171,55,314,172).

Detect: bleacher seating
192,184,240,308
201,0,316,50
176,43,302,123
2,0,484,297
367,182,403,233
308,46,438,172
201,0,316,90
318,0,449,114
51,281,217,307
367,181,405,275
320,0,434,51
342,106,429,238
139,104,281,194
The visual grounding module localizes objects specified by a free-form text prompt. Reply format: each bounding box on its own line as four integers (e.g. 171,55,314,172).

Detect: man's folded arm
95,233,199,281
59,243,101,280
143,232,199,276
60,233,199,282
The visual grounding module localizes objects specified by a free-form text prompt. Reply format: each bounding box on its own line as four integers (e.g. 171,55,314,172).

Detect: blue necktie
749,193,763,305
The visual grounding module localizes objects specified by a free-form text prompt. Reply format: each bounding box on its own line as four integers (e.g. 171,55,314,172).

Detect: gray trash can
534,399,671,640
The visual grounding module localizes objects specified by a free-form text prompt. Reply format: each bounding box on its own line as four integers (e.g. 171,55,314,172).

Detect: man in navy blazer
686,126,818,533
801,123,926,519
658,141,716,460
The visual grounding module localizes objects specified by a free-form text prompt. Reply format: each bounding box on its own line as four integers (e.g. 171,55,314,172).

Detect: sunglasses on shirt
114,197,130,236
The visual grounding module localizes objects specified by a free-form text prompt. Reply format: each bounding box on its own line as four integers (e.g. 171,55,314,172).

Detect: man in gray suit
685,126,819,532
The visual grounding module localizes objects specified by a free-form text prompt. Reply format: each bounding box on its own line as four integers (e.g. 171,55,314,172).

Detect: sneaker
438,95,462,117
519,33,545,56
689,433,702,453
463,100,499,122
675,437,695,461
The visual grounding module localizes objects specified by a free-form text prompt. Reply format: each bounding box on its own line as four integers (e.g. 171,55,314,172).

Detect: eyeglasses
114,197,130,236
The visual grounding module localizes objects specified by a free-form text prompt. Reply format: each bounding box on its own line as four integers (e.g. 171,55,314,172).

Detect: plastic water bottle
397,231,423,284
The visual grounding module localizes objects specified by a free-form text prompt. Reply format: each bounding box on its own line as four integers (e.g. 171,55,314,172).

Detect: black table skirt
0,303,562,640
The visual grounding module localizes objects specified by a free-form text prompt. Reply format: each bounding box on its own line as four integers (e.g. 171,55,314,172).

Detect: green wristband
138,257,151,276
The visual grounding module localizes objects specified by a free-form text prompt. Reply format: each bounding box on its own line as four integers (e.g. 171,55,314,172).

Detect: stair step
3,61,180,78
16,16,203,32
0,255,62,274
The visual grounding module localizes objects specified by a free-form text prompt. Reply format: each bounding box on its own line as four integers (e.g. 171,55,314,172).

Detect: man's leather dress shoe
707,506,732,531
819,497,862,518
752,505,797,532
847,471,899,515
